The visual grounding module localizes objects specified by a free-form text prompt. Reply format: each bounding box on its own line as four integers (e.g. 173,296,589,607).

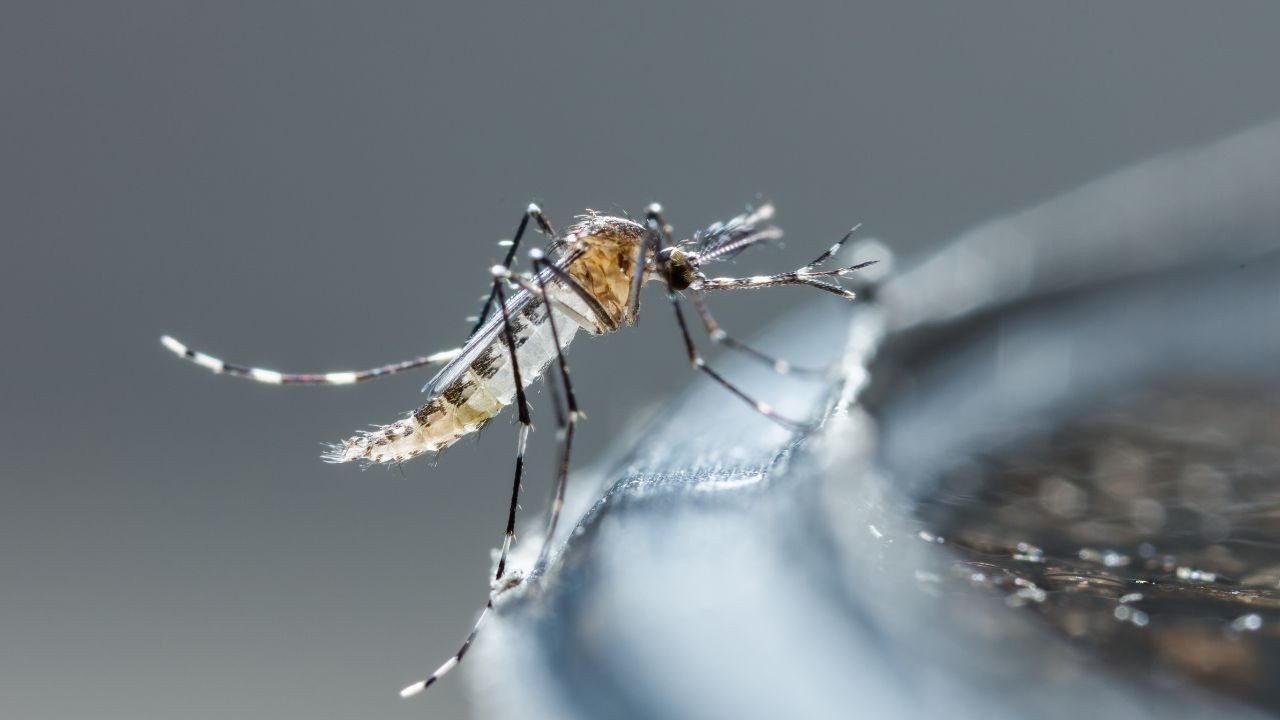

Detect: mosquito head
656,246,698,291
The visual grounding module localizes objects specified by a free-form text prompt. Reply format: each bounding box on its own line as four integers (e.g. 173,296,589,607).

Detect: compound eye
658,248,694,291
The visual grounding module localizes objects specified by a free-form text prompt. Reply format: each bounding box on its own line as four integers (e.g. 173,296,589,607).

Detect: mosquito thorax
657,247,697,291
561,214,648,326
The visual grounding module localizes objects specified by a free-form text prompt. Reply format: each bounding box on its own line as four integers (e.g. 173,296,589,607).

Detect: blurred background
3,3,1280,718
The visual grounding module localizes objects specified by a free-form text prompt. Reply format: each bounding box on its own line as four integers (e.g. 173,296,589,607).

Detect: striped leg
625,205,668,321
697,224,876,298
528,249,582,575
688,292,829,377
399,276,536,701
665,289,811,432
492,249,608,573
470,203,557,338
697,259,878,297
159,335,460,385
395,560,521,699
398,600,488,698
493,279,533,582
683,230,874,381
800,223,862,271
400,254,590,700
644,208,809,429
399,593,491,698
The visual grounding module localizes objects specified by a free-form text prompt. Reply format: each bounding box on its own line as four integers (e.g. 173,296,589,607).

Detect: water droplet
1231,613,1263,632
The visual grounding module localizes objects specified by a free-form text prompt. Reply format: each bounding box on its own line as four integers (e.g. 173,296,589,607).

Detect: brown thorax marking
562,213,647,329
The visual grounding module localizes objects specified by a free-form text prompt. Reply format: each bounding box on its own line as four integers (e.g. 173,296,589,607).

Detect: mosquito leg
532,370,574,575
799,223,862,272
471,203,557,338
697,225,877,297
666,289,810,431
687,293,830,377
528,249,581,575
493,280,533,582
401,273,543,700
646,203,675,245
399,595,493,698
697,259,878,298
159,335,460,385
625,205,667,322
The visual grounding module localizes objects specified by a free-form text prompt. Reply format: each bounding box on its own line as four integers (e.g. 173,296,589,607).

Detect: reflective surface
921,390,1280,711
471,121,1280,719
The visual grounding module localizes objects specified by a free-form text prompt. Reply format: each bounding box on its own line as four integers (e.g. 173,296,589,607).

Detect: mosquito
160,201,876,698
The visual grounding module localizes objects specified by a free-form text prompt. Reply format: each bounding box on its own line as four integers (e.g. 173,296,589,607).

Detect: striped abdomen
323,288,588,465
324,216,646,465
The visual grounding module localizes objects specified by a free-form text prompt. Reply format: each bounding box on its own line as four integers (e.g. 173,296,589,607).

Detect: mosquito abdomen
324,301,582,465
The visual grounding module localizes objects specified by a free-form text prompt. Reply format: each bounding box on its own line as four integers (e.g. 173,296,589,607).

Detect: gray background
3,2,1279,719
